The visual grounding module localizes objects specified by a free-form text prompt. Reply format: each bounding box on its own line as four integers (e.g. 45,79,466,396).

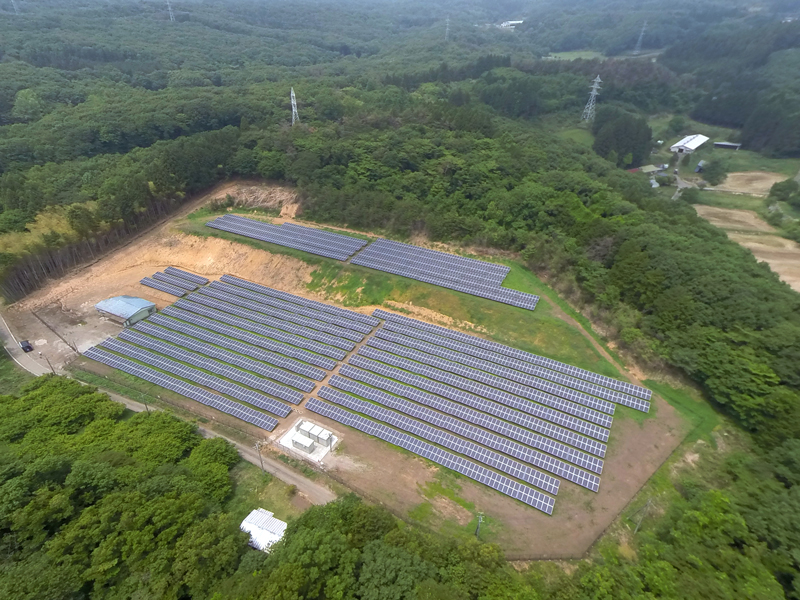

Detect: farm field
2,189,694,558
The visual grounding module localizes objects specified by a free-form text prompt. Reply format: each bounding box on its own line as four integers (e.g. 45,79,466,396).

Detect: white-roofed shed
240,508,288,552
95,296,156,327
670,134,709,154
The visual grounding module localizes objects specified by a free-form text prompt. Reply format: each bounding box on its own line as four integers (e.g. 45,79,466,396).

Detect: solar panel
338,363,607,457
84,346,278,431
360,344,615,428
373,309,652,402
146,314,327,379
220,275,380,327
183,293,357,352
100,338,292,418
208,281,374,335
131,320,315,391
195,286,364,343
221,217,368,254
152,271,198,291
140,277,185,297
318,385,562,494
164,267,209,285
351,252,540,310
305,398,555,514
158,307,337,370
381,321,648,410
327,376,603,487
171,299,348,360
374,330,620,414
349,354,612,439
118,329,304,404
206,217,355,261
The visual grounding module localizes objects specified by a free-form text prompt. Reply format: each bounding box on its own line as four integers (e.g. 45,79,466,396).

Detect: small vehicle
673,168,679,175
19,340,33,353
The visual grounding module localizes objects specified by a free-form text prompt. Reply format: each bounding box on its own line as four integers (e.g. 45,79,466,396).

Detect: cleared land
727,233,800,293
693,205,776,233
708,171,787,196
3,183,691,558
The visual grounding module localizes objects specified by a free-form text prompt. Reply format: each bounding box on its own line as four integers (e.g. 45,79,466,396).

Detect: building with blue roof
95,296,156,327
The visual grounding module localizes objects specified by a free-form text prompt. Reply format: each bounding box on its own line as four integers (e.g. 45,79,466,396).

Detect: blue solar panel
140,277,185,297
305,398,555,514
164,267,209,285
84,346,278,431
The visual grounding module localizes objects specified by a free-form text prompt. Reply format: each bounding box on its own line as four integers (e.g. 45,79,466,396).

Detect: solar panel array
373,309,652,406
359,345,614,429
381,321,646,409
206,215,368,260
85,346,278,431
147,313,327,380
160,306,337,370
305,398,555,514
131,321,316,391
319,385,561,494
152,271,198,291
219,275,379,327
326,376,601,490
140,277,185,297
338,364,607,457
351,238,539,311
183,293,356,352
164,267,209,285
196,286,364,343
100,338,292,418
118,329,304,404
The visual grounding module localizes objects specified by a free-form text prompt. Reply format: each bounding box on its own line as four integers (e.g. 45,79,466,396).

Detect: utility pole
291,88,299,126
581,75,602,122
254,441,266,472
10,0,19,15
475,512,485,539
445,17,450,42
166,0,175,22
634,20,647,55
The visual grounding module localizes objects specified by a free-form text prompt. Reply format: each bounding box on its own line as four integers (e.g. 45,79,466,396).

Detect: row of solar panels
140,267,210,297
372,309,652,404
206,215,368,261
85,346,279,431
306,398,555,515
351,240,539,311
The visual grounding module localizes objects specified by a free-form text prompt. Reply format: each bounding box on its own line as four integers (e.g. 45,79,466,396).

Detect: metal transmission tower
11,0,19,15
634,20,647,55
291,88,299,126
445,17,450,42
581,75,602,122
166,0,175,22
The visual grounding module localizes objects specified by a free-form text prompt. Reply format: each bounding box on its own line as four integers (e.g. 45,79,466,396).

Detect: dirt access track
3,181,689,559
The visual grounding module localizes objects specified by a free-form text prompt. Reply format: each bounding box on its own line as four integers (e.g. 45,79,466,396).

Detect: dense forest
1,0,800,598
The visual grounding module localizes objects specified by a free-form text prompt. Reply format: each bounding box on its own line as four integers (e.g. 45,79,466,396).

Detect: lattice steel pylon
445,17,450,42
291,88,299,126
634,20,647,55
167,0,175,22
11,0,19,15
581,75,602,122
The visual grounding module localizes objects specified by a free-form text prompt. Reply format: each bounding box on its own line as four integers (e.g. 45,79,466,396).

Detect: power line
581,75,602,122
291,87,299,126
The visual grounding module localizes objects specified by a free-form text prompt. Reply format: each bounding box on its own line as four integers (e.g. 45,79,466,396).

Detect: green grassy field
693,190,768,211
225,461,308,525
557,127,595,148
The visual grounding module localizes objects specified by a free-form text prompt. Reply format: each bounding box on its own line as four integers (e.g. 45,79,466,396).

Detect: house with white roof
240,508,288,552
670,134,709,154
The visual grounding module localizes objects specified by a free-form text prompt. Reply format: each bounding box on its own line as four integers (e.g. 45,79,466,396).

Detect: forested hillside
1,0,800,598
